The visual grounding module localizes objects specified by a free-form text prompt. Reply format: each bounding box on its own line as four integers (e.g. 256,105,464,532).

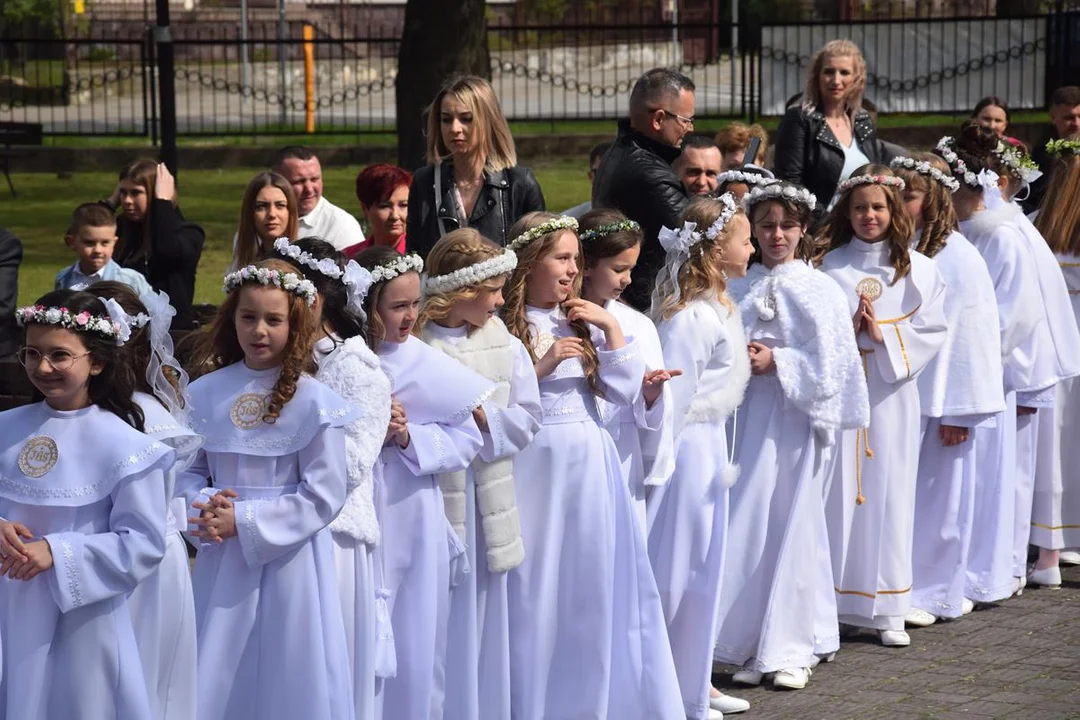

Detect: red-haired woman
347,164,412,258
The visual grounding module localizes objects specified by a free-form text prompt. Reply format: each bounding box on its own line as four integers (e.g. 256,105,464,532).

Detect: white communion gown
647,294,751,719
821,239,948,632
180,362,359,720
0,402,175,719
716,261,868,676
509,305,683,720
909,231,1005,618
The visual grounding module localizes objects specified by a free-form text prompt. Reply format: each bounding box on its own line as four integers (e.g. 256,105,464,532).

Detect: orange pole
303,24,315,133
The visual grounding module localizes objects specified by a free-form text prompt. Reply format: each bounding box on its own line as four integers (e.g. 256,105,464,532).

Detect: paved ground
712,563,1080,719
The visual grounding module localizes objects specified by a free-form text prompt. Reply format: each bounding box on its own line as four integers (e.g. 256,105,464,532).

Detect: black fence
1,0,1078,138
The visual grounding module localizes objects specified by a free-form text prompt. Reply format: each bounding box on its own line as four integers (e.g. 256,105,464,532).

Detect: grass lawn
0,156,592,307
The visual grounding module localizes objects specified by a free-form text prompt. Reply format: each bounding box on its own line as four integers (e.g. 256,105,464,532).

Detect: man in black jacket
0,227,23,360
593,68,695,311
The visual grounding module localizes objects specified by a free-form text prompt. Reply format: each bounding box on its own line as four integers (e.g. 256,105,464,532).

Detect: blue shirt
54,259,153,298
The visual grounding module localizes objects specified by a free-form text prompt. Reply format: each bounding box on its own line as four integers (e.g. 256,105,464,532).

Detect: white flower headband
717,169,778,189
1047,138,1080,158
369,253,423,284
743,183,818,212
507,216,578,252
836,174,906,196
935,137,980,188
579,219,640,243
890,156,961,193
991,142,1043,184
273,238,374,317
704,192,739,240
16,301,130,346
423,248,517,296
223,266,318,306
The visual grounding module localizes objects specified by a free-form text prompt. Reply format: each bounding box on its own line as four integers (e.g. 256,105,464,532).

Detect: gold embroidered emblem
18,436,58,478
855,277,883,302
230,393,269,430
533,332,557,359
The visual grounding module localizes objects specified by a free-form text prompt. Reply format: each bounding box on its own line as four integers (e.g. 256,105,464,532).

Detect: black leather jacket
773,105,884,222
406,162,546,257
592,120,690,311
0,228,22,359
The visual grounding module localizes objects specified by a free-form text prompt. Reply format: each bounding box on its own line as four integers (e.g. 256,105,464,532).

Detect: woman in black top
104,159,205,329
407,75,545,256
774,39,885,221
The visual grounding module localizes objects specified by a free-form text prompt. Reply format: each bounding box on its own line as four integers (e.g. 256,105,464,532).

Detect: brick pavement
712,564,1080,719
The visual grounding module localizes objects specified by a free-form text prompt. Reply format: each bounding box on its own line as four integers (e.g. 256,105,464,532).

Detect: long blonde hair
892,152,957,259
1036,135,1080,256
502,211,602,397
425,75,517,173
416,228,507,335
653,196,741,322
803,39,867,117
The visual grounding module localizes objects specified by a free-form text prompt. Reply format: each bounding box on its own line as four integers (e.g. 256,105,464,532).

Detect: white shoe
1028,564,1062,588
706,709,724,720
709,692,750,714
879,629,911,647
732,668,764,686
904,608,937,627
1012,575,1026,596
961,598,975,615
1059,550,1080,566
773,667,812,690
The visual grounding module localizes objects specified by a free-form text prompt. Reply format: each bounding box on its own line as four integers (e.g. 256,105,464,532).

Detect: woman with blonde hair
774,39,887,220
407,75,546,256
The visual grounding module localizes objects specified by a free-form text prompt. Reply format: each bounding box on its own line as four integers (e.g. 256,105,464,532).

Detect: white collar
299,195,329,227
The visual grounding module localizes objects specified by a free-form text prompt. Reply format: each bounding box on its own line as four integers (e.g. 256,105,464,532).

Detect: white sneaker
773,667,812,690
732,668,764,686
1059,550,1080,566
961,598,975,615
706,709,724,720
879,629,911,647
904,608,937,627
1028,564,1062,588
709,692,750,714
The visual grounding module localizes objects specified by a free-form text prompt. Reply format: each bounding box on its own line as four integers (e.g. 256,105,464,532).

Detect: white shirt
299,196,366,251
827,139,873,210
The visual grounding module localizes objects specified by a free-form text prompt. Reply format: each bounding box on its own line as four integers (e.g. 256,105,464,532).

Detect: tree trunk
396,0,490,171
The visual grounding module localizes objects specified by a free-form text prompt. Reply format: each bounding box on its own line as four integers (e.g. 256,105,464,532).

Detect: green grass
0,156,591,307
1,59,66,88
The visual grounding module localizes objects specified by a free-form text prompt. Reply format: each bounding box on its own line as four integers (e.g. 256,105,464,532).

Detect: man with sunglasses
0,227,22,360
592,68,695,310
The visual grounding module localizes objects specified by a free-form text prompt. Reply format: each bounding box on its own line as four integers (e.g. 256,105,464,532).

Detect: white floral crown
992,142,1042,184
579,219,641,243
704,192,740,240
717,169,778,189
423,248,517,295
1047,138,1080,158
657,193,740,256
935,137,979,188
743,183,818,212
273,238,375,316
507,216,578,252
16,300,131,346
836,174,906,196
370,253,424,284
223,266,318,306
889,156,960,193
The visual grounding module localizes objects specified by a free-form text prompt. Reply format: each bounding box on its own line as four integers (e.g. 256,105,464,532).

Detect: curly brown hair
502,211,603,397
892,153,957,259
817,164,913,285
189,258,317,423
416,228,507,336
653,196,744,321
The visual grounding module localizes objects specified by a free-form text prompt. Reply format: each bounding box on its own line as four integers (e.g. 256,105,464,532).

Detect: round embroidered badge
231,393,269,430
18,436,59,478
855,277,884,302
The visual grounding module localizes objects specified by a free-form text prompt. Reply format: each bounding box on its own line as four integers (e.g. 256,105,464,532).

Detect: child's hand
11,540,53,581
939,424,970,447
154,163,176,201
472,406,489,433
562,298,614,332
0,520,32,566
642,368,682,407
385,399,410,448
748,341,776,375
859,297,884,344
190,489,239,543
535,337,585,379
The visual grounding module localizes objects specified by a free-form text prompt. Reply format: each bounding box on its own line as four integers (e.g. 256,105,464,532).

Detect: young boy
55,203,152,296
